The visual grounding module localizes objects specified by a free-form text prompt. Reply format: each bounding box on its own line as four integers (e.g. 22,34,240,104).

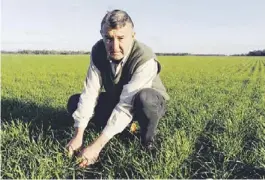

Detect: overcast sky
1,0,265,54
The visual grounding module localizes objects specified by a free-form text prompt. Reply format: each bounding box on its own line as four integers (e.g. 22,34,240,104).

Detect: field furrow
181,59,265,178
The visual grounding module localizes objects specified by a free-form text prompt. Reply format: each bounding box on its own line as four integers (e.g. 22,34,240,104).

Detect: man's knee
134,88,165,112
133,88,166,144
67,93,80,115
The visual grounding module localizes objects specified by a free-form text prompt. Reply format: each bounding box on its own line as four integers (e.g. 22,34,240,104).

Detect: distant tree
247,49,265,56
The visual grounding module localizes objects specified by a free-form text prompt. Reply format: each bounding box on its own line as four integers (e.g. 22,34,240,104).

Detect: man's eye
105,37,112,42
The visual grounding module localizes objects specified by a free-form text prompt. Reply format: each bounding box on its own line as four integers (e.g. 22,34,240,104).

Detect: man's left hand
77,145,100,168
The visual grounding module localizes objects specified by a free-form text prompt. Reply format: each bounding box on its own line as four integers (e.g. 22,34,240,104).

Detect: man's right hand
66,127,85,157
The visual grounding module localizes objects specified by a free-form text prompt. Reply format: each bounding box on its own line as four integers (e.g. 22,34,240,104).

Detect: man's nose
112,39,120,52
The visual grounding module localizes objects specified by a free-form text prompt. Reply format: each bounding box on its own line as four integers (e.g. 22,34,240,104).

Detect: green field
1,54,265,179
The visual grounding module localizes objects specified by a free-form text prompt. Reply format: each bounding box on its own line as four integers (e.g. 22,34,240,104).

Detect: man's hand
77,132,111,168
66,127,85,157
78,145,100,168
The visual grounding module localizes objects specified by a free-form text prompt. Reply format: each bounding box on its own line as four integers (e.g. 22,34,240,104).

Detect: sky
1,0,265,54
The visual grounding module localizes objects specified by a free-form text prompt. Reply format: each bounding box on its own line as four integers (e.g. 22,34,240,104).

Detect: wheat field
1,54,265,179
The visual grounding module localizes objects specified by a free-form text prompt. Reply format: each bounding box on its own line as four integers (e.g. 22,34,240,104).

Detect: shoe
143,141,155,151
142,138,156,151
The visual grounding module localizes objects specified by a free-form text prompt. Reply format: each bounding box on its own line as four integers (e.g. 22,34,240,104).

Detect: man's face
101,23,135,61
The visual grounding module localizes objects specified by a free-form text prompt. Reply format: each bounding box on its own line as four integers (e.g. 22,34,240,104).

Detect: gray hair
101,9,134,30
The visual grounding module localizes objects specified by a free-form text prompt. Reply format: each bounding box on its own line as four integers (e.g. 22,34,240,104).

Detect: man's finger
78,155,98,168
79,159,89,168
66,145,74,157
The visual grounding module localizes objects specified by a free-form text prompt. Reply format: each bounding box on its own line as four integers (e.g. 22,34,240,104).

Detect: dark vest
91,39,170,104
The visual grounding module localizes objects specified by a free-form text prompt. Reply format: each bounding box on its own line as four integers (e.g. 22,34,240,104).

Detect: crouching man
66,9,170,168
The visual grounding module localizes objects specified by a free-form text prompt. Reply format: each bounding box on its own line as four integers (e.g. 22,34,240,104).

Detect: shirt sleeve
72,55,102,128
101,58,158,139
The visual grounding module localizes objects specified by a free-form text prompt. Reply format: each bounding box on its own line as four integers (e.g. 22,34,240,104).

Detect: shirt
72,47,158,139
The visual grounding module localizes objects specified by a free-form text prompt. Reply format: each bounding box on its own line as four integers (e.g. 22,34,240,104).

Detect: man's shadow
1,98,73,143
1,97,138,148
1,97,142,179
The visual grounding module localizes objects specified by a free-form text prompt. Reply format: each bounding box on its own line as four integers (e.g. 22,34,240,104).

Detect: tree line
1,50,90,55
1,49,265,56
0,50,227,56
231,49,265,56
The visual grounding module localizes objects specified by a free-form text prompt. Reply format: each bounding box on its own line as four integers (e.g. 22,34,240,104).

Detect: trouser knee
67,93,80,115
134,88,166,117
66,92,114,128
133,88,166,142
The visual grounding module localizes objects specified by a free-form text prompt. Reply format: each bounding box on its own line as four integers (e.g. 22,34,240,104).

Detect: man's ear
132,31,136,39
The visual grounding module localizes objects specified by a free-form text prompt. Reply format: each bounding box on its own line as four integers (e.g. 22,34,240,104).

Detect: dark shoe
141,137,156,151
143,141,155,151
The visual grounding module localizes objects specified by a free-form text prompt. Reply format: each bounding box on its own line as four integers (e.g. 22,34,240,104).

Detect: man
66,9,170,168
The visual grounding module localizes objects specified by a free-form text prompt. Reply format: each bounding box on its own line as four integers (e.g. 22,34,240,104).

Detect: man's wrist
74,127,85,139
91,133,111,151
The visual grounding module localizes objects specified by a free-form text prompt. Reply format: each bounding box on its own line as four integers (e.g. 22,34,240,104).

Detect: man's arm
66,54,102,157
72,57,102,128
69,55,102,143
